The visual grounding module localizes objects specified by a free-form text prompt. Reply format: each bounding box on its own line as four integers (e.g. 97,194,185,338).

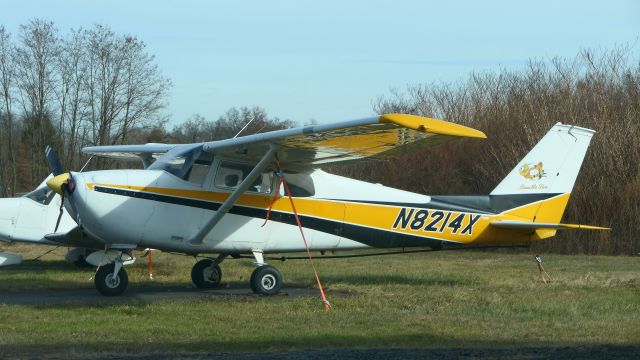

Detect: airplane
0,176,80,266
0,176,133,268
42,114,607,296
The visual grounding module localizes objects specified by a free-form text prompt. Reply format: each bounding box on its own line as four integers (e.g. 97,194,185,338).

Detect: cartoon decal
519,162,545,180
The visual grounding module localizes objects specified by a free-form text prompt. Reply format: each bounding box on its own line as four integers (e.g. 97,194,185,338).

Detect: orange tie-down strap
262,164,330,310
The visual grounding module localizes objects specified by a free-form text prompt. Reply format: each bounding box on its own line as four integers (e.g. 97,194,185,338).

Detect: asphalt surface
4,346,639,360
103,346,640,360
0,284,332,306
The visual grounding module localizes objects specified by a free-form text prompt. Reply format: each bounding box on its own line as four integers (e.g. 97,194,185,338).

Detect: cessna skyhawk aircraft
44,114,605,296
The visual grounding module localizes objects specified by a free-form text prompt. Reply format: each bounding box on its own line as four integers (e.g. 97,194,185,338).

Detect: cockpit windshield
24,187,55,205
148,144,204,180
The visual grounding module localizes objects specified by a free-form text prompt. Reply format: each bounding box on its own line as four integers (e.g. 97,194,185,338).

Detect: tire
249,268,258,293
191,259,222,289
250,265,283,295
95,263,128,296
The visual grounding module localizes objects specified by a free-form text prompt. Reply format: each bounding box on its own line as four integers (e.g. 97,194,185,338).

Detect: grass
0,243,639,358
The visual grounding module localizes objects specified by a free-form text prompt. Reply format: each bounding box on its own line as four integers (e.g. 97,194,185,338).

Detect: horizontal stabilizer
491,220,609,231
45,227,105,249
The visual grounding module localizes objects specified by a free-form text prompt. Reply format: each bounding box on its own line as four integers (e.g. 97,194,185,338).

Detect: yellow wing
203,114,486,167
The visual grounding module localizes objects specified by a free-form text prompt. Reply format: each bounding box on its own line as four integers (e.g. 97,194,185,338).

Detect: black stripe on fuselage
93,186,449,249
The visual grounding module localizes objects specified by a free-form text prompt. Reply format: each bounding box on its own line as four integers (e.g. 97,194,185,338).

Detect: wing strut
189,144,279,245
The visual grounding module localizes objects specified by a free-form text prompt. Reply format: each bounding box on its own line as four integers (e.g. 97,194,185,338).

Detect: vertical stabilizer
492,123,595,239
491,123,595,196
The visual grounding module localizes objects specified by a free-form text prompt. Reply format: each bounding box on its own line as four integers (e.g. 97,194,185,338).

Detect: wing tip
379,114,487,139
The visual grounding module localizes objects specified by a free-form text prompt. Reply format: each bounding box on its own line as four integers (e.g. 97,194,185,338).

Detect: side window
186,153,214,185
214,161,273,194
278,172,315,197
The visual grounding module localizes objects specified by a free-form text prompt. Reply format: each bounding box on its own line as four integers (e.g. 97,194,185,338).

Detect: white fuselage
69,163,429,255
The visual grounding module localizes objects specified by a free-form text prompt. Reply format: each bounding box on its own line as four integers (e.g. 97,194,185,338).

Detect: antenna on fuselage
233,116,257,138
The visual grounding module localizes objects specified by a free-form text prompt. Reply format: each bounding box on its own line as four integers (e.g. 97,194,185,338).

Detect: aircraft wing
82,143,176,161
202,114,486,167
44,227,106,249
491,220,610,230
0,237,59,246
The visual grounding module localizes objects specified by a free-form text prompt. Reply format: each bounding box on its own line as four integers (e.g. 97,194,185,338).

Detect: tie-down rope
262,162,330,310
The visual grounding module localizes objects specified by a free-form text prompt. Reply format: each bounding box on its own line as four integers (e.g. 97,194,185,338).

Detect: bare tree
169,107,294,143
368,46,640,255
214,106,294,139
79,25,171,169
54,28,87,168
0,26,14,195
13,19,60,183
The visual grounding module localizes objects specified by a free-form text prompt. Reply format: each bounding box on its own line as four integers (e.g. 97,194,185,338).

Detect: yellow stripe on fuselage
87,183,569,246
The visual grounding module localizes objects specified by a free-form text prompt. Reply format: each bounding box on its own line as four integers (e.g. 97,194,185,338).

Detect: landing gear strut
94,254,128,296
249,250,283,295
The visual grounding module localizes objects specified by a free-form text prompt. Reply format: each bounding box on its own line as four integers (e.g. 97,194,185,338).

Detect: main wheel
250,265,283,295
95,263,128,296
191,259,222,289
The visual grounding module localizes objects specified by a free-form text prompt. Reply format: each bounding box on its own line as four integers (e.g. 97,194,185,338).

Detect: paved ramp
0,284,337,306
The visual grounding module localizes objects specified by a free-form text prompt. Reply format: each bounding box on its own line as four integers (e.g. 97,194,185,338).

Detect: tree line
0,20,294,195
335,47,639,255
0,20,172,194
1,20,637,254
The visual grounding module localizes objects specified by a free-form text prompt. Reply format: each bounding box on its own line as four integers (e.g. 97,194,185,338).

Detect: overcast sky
1,0,638,125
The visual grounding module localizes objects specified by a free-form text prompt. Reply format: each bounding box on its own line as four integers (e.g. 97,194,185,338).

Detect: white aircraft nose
0,198,19,242
66,172,87,218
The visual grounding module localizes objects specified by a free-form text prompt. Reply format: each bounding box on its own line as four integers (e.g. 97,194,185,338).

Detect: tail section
490,123,596,238
491,123,595,196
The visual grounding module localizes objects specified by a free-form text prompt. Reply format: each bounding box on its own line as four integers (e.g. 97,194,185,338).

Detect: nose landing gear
94,254,128,296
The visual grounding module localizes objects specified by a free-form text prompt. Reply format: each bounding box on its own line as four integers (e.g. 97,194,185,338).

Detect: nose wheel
95,262,128,296
250,265,283,295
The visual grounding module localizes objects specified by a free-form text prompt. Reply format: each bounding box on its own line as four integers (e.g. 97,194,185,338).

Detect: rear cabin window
278,172,315,197
215,162,273,194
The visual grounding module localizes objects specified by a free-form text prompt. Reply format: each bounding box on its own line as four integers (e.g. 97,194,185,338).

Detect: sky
1,0,638,126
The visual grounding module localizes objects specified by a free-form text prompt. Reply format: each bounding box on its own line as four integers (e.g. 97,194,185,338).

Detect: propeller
44,145,76,232
45,145,64,176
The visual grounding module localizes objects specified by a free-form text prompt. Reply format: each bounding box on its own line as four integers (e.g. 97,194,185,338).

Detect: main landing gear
191,256,223,288
190,251,284,295
250,264,283,295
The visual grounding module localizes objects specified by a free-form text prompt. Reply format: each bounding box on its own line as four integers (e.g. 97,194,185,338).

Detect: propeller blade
54,193,65,232
45,145,64,176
